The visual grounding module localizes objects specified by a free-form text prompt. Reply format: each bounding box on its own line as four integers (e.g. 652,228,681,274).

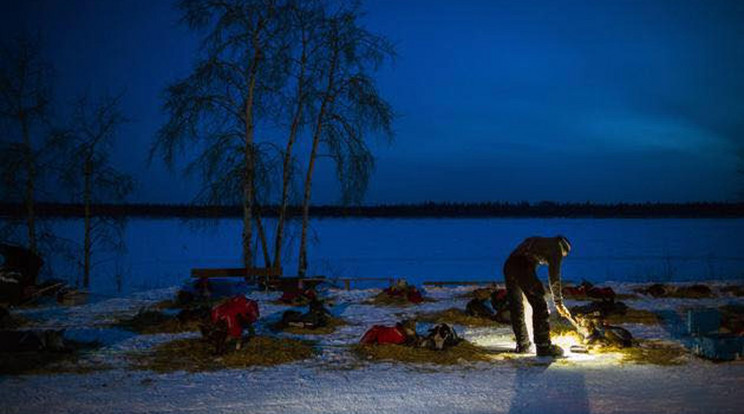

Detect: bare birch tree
153,0,291,269
0,34,53,255
55,94,133,289
297,6,395,276
271,1,324,269
153,1,394,276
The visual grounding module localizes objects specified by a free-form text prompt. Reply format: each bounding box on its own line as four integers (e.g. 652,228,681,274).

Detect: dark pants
503,255,551,349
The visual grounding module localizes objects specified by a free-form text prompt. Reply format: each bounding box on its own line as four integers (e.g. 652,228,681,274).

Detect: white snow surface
3,283,744,414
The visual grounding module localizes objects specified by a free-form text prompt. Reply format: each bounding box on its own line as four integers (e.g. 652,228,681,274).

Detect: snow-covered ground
3,283,744,413
4,359,744,414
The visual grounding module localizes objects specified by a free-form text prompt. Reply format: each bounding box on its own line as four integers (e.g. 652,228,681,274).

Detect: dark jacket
508,236,567,305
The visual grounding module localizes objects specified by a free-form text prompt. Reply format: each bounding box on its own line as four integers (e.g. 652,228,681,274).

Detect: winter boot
536,344,564,357
515,341,532,354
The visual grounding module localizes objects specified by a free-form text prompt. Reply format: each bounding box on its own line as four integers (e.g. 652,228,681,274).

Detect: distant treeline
2,201,744,219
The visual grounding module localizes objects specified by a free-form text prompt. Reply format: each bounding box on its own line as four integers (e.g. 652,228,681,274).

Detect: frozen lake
40,217,744,295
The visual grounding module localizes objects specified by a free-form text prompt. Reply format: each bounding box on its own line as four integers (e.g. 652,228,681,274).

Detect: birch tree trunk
242,28,262,271
298,49,338,277
21,115,37,254
83,155,92,288
253,195,271,267
273,34,308,270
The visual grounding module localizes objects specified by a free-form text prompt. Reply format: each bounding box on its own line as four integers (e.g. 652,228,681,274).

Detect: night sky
2,0,743,204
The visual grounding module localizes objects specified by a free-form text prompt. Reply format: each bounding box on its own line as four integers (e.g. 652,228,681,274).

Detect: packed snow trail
2,362,744,413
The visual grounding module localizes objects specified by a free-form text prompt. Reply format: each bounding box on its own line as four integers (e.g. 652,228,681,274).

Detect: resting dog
278,288,318,305
572,298,628,319
201,296,259,354
418,323,461,350
466,298,497,319
489,288,511,324
382,280,424,304
360,320,418,345
280,299,331,330
576,313,634,348
563,280,616,300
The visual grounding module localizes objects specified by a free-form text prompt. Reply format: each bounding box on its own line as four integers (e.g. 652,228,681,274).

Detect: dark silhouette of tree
0,34,54,254
54,94,134,288
153,1,394,275
297,4,395,276
152,0,291,269
272,1,324,270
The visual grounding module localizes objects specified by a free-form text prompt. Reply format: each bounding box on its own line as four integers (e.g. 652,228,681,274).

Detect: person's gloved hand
556,302,589,336
572,314,591,338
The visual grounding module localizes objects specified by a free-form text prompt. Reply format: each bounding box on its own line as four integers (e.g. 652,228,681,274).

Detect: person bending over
503,235,578,357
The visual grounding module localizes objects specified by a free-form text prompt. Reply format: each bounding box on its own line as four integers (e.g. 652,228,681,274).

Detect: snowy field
45,217,744,295
3,283,744,413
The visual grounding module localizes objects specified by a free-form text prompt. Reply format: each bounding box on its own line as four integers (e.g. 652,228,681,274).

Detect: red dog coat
360,324,408,345
211,296,260,338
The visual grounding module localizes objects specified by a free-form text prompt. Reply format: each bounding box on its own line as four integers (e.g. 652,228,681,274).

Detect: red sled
382,286,424,304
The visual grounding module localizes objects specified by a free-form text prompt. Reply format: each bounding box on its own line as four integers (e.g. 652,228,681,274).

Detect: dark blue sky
2,0,743,203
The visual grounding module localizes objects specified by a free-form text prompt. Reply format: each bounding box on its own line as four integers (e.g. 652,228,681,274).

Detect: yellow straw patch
131,336,317,373
352,341,498,365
